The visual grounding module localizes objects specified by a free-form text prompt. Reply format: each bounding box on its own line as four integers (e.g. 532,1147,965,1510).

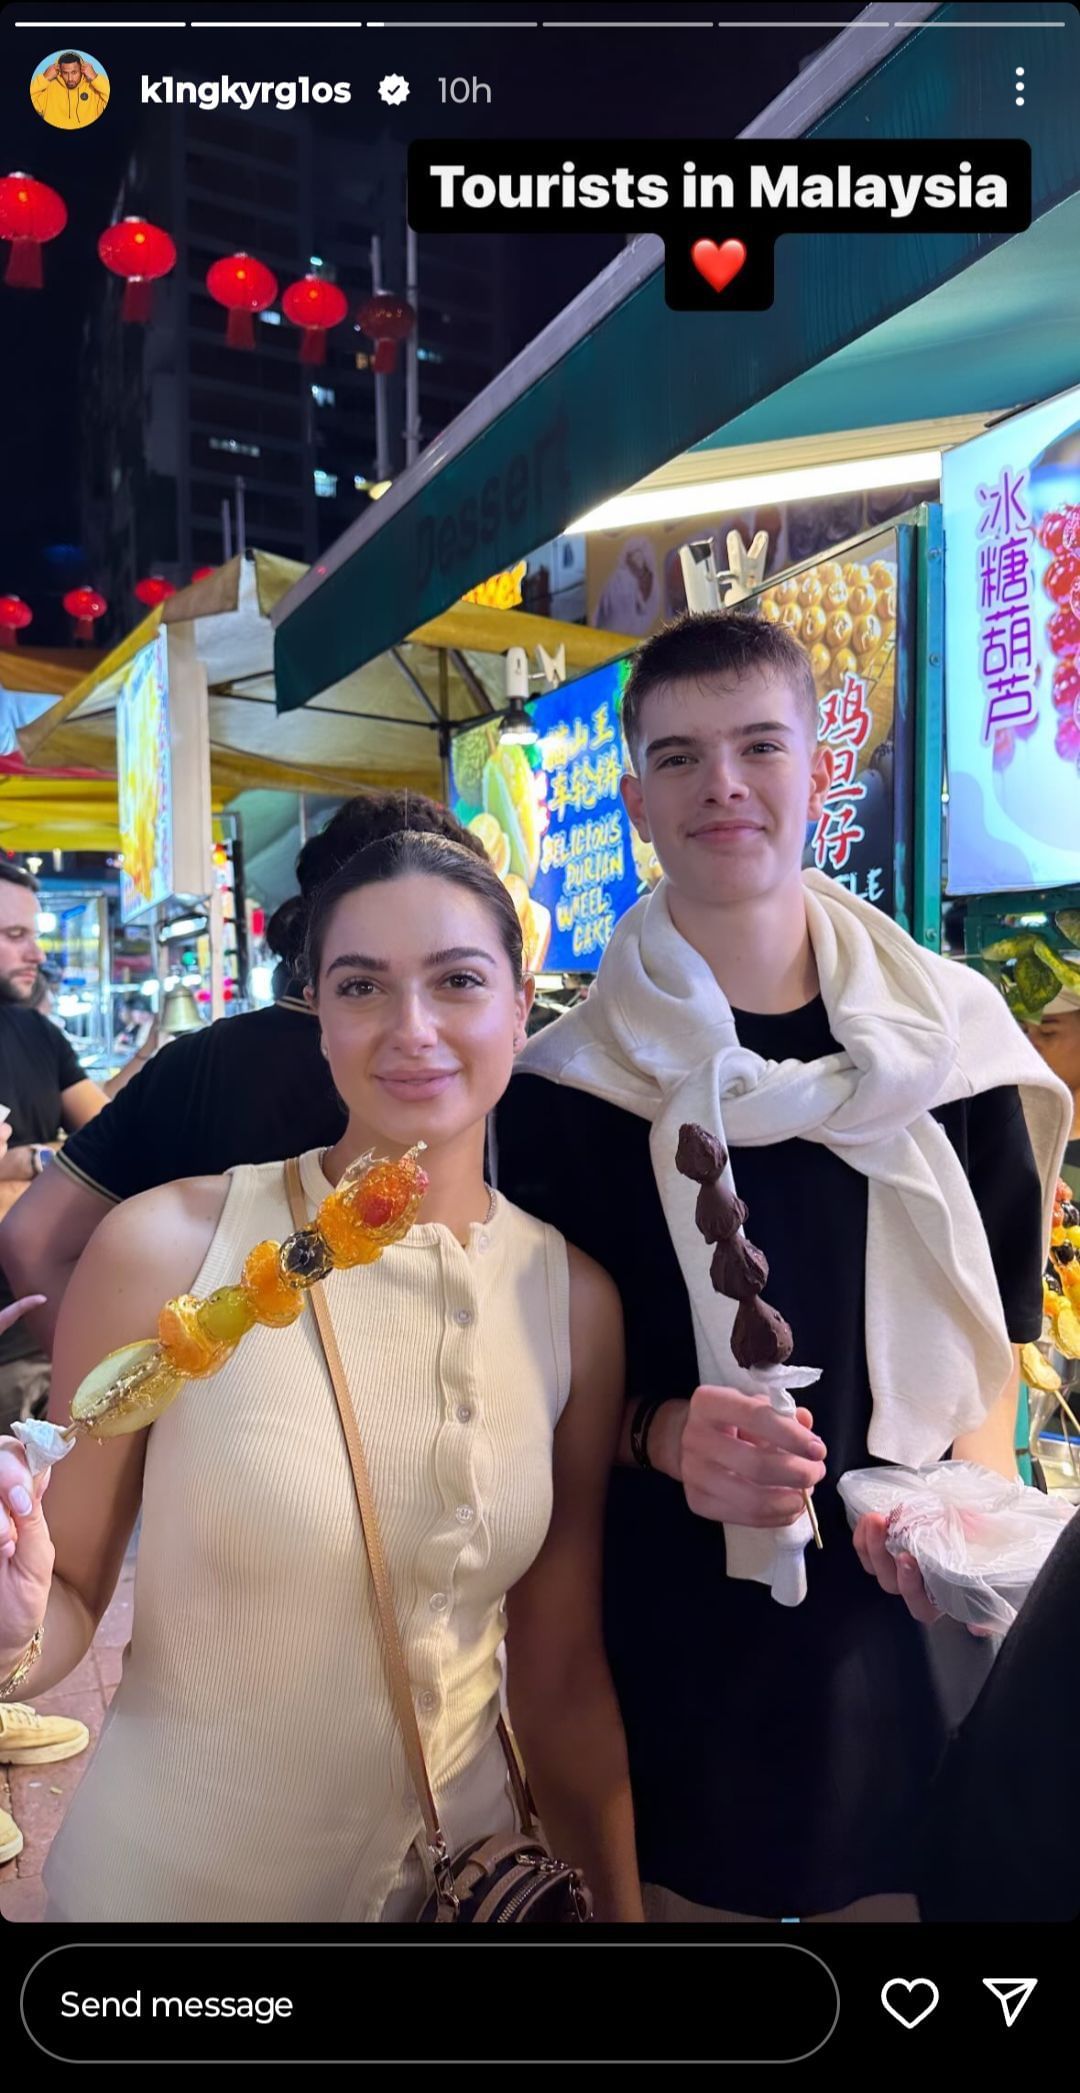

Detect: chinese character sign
755,530,900,912
976,467,1036,748
813,675,872,875
450,658,647,973
943,384,1080,895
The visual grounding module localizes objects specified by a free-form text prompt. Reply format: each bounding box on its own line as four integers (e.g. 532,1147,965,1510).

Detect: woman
0,833,642,1923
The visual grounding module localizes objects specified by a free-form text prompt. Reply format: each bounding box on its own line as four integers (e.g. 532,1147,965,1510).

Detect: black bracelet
630,1397,663,1472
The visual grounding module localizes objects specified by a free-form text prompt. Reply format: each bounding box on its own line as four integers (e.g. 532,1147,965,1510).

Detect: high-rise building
81,108,509,622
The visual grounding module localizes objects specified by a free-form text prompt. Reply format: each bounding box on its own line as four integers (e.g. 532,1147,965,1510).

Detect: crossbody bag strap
285,1157,446,1867
284,1160,534,1880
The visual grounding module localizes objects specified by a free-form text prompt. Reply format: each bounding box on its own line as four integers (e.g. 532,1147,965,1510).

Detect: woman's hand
652,1385,826,1527
0,1296,55,1665
0,1449,55,1673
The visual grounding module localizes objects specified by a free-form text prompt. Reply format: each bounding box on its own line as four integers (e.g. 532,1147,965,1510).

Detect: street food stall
5,549,634,1029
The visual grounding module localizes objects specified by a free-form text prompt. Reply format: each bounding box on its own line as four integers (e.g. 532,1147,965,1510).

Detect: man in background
0,861,107,1433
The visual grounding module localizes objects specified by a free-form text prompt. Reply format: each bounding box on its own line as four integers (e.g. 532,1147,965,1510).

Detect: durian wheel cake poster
451,657,651,974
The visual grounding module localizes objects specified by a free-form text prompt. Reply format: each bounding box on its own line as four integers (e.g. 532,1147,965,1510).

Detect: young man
0,791,484,1356
495,611,1069,1922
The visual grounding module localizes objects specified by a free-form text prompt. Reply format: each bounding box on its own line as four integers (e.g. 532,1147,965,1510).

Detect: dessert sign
943,379,1080,895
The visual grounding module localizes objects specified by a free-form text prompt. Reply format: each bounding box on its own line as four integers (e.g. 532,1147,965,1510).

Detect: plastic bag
838,1461,1076,1634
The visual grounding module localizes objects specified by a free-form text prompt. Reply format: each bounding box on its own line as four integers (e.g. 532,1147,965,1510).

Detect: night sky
0,1,865,639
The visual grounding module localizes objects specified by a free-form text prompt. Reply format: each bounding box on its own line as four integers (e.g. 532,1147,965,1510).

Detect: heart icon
690,237,748,295
880,1979,940,2030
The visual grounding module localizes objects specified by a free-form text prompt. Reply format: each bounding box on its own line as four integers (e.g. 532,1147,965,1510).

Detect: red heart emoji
690,237,748,295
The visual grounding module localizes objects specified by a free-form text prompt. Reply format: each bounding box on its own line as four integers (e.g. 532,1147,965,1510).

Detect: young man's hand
43,62,59,79
81,60,97,80
853,1512,942,1623
853,1510,1001,1635
651,1385,826,1528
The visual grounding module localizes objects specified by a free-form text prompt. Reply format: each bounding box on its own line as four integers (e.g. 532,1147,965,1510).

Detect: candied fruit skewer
66,1144,429,1443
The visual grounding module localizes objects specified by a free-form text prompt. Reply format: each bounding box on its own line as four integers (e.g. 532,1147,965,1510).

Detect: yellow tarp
0,778,123,852
13,551,634,801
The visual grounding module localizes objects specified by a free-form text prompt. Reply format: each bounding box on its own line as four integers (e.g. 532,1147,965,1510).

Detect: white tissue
726,1365,821,1608
10,1418,76,1480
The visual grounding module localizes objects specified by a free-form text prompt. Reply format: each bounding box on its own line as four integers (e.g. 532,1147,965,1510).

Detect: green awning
274,0,1080,713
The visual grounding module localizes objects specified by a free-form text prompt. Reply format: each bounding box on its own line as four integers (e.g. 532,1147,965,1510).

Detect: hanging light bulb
498,697,539,749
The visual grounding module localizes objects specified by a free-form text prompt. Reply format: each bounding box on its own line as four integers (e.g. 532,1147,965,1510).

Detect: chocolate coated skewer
677,1122,822,1549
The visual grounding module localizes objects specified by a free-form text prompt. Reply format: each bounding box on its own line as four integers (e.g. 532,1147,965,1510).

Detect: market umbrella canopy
17,553,634,802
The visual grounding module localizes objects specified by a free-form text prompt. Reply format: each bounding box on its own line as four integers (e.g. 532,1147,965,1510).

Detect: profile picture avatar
30,50,110,130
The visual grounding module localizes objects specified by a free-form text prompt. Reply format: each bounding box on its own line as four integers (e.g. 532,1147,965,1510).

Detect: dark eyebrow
426,947,497,968
326,952,389,975
325,946,496,976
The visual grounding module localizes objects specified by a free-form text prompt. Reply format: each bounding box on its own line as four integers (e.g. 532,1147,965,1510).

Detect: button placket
416,1235,485,1659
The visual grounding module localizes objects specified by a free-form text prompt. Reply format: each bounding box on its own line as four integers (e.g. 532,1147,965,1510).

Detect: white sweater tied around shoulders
519,873,1070,1598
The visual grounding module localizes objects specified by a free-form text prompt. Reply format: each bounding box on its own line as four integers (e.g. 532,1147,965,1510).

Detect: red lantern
98,217,176,324
63,586,107,644
356,291,416,375
0,173,67,290
282,274,348,364
191,566,216,582
0,596,31,646
134,575,176,607
206,252,278,349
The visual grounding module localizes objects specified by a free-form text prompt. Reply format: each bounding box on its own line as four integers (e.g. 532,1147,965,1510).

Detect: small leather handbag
286,1160,592,1925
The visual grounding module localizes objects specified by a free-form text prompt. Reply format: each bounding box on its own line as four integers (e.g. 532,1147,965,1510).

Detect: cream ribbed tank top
44,1149,572,1923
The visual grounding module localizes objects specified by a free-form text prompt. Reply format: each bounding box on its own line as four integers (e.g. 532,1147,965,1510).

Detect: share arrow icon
983,1978,1038,2028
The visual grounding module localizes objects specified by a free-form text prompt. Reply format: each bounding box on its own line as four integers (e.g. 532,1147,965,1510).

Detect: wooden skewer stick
804,1491,823,1550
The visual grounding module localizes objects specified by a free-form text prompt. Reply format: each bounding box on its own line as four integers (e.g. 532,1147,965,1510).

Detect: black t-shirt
495,997,1045,1915
56,1000,346,1203
0,1008,87,1363
0,1006,85,1149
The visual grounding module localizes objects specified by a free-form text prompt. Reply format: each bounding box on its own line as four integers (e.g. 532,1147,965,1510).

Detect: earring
319,1038,329,1061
